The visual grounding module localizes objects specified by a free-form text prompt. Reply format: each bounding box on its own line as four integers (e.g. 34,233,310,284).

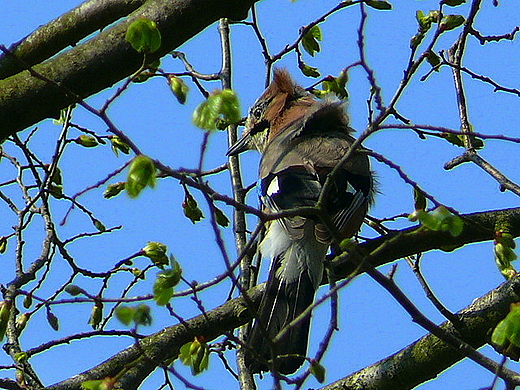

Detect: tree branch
331,207,520,281
320,275,520,390
0,0,146,80
46,206,520,389
0,0,254,142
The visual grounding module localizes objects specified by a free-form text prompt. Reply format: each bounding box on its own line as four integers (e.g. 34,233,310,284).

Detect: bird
227,69,374,375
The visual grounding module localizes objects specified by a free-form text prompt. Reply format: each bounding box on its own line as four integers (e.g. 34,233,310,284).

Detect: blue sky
1,1,520,389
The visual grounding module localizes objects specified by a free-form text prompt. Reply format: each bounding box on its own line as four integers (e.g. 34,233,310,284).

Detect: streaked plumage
228,69,374,375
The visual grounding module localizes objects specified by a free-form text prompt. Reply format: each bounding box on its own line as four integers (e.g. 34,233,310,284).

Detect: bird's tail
244,221,327,374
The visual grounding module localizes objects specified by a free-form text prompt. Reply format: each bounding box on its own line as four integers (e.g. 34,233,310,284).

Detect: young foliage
109,136,131,156
142,242,169,266
46,307,59,331
104,182,126,199
442,0,466,5
75,135,99,148
440,14,465,31
126,155,156,198
0,236,6,254
299,62,320,78
153,258,182,306
81,377,117,390
301,25,322,57
315,70,349,99
125,18,162,54
168,76,190,104
492,303,520,360
0,300,11,341
180,337,210,375
409,206,463,237
89,303,103,330
116,304,152,326
183,193,204,223
365,0,392,10
494,231,518,279
310,360,326,383
192,89,241,131
214,207,230,228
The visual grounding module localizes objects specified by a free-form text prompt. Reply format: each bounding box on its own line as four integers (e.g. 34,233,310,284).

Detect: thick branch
321,276,520,390
46,207,520,389
0,0,254,142
46,286,263,390
0,0,146,80
331,207,520,280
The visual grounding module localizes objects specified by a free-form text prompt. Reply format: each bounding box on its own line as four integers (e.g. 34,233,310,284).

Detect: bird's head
227,69,311,156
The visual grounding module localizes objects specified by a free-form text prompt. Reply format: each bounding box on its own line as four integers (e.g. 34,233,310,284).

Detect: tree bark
45,207,520,389
320,276,520,390
0,0,254,142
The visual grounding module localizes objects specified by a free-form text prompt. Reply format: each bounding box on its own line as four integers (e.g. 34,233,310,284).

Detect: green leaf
447,214,464,237
219,89,242,124
413,188,427,211
50,167,63,185
442,0,466,6
16,313,29,332
302,25,322,57
440,14,465,31
81,380,104,390
299,62,320,78
75,134,98,148
0,301,11,341
153,262,182,306
53,108,70,125
142,241,169,266
46,308,59,331
192,343,210,375
310,360,326,383
134,304,152,326
441,132,484,149
81,377,116,390
93,219,106,232
441,132,464,147
494,231,518,278
410,206,463,237
365,0,392,10
23,295,32,309
214,207,229,227
193,89,241,131
104,182,126,199
180,340,195,365
492,303,520,353
109,136,131,156
321,76,349,100
14,351,28,363
425,50,441,68
89,303,103,330
183,194,204,223
49,184,64,199
115,306,134,326
154,285,173,306
410,33,425,49
168,76,189,104
65,285,85,296
0,236,6,254
126,155,156,198
125,18,162,53
180,338,210,375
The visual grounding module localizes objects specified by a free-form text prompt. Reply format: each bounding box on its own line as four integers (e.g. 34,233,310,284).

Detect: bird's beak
226,133,251,156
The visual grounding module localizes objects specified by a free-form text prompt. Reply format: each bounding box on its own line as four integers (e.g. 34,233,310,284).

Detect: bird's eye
251,106,263,120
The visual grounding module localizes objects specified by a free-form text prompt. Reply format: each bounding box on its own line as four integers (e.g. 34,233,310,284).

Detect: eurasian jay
227,69,374,375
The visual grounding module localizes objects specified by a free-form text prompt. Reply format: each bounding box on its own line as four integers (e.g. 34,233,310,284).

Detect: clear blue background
1,1,520,389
